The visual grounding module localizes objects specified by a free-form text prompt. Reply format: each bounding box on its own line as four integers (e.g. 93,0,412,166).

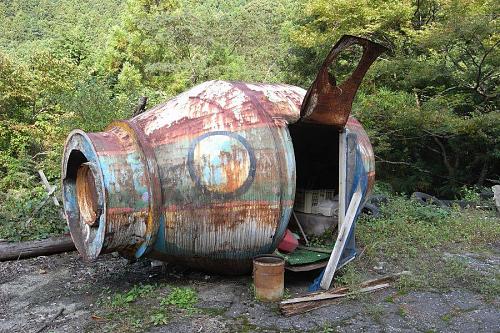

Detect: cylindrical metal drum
62,81,305,273
62,35,384,275
62,80,376,274
253,255,285,301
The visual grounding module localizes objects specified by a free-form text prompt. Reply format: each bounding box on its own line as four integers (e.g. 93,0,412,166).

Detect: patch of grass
396,255,500,299
160,287,198,310
384,294,395,303
396,273,418,295
441,312,453,323
233,316,258,333
440,307,468,325
335,265,363,289
358,196,499,259
149,311,169,326
321,324,336,333
397,306,407,317
364,303,384,324
130,318,143,329
90,283,168,332
110,284,157,307
352,195,500,297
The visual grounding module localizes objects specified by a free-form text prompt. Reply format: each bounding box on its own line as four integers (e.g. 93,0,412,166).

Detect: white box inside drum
294,189,337,214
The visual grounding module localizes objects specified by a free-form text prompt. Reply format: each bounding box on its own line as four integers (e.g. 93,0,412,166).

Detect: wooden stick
282,274,401,305
280,273,410,316
292,211,309,246
0,235,75,261
38,170,60,207
280,284,389,316
320,187,363,290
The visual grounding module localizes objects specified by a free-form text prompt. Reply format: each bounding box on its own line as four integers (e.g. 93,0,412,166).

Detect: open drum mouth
62,130,106,261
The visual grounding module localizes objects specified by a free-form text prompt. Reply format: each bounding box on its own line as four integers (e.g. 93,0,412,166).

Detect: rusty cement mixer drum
63,81,302,273
62,36,386,273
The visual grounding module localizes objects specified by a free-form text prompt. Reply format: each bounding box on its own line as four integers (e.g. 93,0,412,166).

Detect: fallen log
0,234,75,261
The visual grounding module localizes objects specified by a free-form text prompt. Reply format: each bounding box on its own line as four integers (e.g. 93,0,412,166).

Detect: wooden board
320,187,363,290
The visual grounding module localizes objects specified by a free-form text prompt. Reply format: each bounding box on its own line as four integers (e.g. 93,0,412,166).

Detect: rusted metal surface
76,163,99,226
62,35,381,274
62,81,303,272
253,255,285,301
62,82,375,273
300,35,387,129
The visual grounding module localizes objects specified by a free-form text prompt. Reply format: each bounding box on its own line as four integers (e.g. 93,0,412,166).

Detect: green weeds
91,283,199,332
160,287,198,311
110,284,157,307
397,306,408,317
0,187,67,241
364,302,385,324
149,311,169,326
347,194,500,297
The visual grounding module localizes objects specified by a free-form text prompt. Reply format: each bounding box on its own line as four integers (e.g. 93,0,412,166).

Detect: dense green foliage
0,0,498,239
287,0,499,195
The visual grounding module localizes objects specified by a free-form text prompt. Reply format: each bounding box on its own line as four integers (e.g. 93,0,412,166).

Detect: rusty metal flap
300,35,388,129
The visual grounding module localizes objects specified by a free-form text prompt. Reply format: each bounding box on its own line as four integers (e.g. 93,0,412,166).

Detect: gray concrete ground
0,252,498,333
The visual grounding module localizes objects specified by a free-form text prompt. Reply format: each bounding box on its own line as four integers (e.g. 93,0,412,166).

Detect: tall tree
288,0,499,195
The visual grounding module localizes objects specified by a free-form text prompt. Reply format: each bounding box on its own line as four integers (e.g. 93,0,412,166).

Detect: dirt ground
0,252,498,333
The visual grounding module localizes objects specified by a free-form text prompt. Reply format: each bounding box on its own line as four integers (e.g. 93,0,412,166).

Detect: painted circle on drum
188,131,256,198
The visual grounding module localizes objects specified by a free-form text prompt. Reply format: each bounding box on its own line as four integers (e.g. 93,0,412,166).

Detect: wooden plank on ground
280,272,410,316
280,284,390,316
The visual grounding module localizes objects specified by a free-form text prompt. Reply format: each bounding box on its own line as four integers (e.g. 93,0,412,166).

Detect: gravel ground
0,252,498,333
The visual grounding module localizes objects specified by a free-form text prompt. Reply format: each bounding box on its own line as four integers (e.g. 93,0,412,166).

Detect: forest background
0,0,498,239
